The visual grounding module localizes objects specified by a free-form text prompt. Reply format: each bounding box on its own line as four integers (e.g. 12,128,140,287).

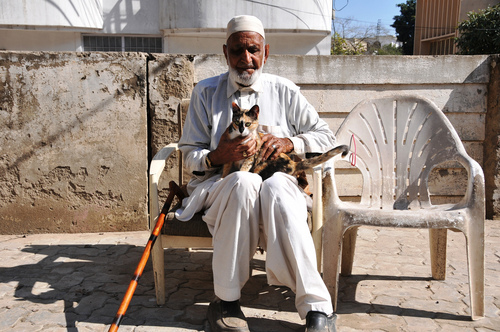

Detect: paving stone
74,322,108,332
371,262,402,276
7,322,44,332
340,313,399,330
124,306,184,325
58,272,87,289
167,288,205,310
134,322,205,331
402,315,441,331
437,325,475,332
0,223,499,331
26,310,68,327
0,306,28,329
74,291,112,316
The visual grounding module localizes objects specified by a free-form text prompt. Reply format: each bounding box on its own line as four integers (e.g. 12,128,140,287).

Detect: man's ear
223,44,228,64
263,44,270,64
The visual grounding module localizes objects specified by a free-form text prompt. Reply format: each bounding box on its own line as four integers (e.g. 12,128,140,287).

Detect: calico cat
222,102,349,180
221,103,263,177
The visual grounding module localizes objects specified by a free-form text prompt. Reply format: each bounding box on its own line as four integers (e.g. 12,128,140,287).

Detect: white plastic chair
322,95,485,320
149,99,328,304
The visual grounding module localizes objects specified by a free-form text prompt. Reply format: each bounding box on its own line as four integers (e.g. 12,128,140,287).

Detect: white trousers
201,171,333,319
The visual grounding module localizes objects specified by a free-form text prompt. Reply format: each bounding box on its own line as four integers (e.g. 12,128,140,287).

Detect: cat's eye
245,123,251,127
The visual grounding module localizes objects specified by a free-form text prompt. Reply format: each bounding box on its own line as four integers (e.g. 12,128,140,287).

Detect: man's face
223,31,269,86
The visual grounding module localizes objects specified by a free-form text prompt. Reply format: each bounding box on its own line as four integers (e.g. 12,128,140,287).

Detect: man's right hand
208,127,258,166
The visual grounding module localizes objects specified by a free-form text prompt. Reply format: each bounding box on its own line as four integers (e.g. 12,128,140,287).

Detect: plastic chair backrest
335,96,469,210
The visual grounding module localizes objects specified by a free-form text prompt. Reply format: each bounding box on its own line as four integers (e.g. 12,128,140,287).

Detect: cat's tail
295,145,349,171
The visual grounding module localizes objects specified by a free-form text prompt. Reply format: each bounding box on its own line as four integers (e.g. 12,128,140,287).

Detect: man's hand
259,134,294,161
208,128,258,166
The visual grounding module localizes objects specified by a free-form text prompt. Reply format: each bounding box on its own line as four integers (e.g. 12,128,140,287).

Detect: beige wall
0,52,498,234
459,0,500,21
0,52,149,234
414,0,500,55
187,54,493,207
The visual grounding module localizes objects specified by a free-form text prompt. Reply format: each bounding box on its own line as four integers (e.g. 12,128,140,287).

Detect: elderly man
176,15,337,332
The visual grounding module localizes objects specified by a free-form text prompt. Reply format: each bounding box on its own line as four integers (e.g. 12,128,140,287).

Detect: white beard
228,65,263,87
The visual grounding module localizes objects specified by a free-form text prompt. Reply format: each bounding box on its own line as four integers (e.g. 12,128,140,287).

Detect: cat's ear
249,105,259,118
232,102,240,113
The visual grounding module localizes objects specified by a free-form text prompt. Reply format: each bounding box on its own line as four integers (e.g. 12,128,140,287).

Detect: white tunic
176,71,335,319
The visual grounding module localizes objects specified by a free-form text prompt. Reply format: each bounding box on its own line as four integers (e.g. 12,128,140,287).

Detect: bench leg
151,235,166,305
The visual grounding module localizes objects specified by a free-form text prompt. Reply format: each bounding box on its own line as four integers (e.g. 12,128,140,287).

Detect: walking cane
109,181,185,332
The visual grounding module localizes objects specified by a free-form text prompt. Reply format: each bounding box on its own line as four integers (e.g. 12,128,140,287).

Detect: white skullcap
226,15,265,40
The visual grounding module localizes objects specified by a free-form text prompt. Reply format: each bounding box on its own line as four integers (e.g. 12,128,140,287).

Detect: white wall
0,0,332,54
160,0,331,31
102,0,160,34
0,0,103,29
160,0,332,55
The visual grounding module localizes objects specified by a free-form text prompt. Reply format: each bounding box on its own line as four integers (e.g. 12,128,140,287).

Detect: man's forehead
227,31,264,46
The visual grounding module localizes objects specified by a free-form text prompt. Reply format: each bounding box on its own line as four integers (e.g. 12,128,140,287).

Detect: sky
332,0,403,36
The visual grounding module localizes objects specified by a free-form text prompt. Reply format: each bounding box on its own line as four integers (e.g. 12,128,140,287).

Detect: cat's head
231,102,259,136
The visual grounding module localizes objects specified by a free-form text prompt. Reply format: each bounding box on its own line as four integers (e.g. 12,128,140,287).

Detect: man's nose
241,50,252,64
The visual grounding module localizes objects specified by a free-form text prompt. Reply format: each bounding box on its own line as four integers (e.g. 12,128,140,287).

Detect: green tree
456,4,500,55
331,33,366,55
392,0,416,55
376,44,403,55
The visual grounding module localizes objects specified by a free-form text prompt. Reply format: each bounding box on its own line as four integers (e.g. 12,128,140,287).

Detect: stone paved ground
0,221,499,332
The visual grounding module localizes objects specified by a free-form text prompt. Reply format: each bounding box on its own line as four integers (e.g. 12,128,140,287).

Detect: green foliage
392,0,416,55
456,4,500,55
331,33,365,55
376,44,403,55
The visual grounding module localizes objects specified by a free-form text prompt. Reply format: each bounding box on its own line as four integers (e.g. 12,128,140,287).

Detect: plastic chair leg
466,226,485,320
341,227,358,276
429,228,447,280
323,219,344,311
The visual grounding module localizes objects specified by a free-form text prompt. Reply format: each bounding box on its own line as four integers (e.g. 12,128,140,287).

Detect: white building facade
0,0,332,55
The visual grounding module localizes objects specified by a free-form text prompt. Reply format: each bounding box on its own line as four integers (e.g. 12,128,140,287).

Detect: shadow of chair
149,99,331,305
322,95,485,320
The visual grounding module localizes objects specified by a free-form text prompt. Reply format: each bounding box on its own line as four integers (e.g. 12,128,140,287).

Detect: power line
333,0,349,12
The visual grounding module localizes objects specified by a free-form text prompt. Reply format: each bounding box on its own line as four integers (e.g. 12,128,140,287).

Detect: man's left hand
260,134,294,160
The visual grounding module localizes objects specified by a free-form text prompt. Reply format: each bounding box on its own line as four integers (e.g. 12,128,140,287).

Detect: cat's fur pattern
221,103,349,180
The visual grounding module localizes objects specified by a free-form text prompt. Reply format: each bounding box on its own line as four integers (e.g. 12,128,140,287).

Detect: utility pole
376,19,381,41
332,9,336,35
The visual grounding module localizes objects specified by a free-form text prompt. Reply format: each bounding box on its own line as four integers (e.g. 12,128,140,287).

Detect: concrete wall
0,30,84,52
187,54,494,206
0,52,498,234
0,52,148,234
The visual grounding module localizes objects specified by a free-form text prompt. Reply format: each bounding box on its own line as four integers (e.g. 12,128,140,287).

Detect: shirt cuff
289,136,306,158
201,151,212,171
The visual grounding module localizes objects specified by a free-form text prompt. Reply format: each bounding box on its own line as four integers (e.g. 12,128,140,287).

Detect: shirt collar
226,73,264,98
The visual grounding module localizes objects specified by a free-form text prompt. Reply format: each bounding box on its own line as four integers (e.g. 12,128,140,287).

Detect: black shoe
207,299,250,332
305,311,337,332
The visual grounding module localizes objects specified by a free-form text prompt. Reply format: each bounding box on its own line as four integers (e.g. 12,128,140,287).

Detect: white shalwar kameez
176,72,336,319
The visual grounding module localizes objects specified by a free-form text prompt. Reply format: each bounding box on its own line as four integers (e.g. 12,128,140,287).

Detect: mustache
228,65,263,86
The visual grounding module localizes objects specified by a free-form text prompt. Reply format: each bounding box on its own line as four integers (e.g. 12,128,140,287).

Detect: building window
83,36,162,53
